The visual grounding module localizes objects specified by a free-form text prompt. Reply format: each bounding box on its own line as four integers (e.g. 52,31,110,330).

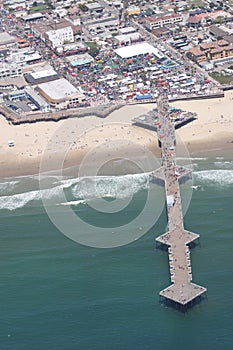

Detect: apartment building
144,14,182,31
46,26,74,48
187,40,233,63
0,63,22,79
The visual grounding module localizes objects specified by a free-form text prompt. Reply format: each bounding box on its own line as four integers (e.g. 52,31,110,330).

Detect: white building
6,49,41,65
115,33,141,45
144,14,183,30
5,0,26,10
46,26,74,48
118,27,137,35
0,63,22,79
0,32,17,48
36,78,84,109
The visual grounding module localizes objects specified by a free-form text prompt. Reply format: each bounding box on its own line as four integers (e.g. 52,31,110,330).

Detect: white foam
60,177,81,189
0,181,19,194
0,190,40,211
0,186,63,211
0,173,150,210
176,157,208,161
59,200,86,206
214,161,233,169
71,173,149,200
191,185,200,190
194,170,233,186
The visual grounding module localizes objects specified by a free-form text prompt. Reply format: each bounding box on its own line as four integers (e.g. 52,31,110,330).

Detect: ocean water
0,155,232,350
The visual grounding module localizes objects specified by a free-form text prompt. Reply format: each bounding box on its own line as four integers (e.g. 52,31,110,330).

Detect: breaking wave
0,180,19,194
176,157,208,161
71,173,149,200
3,166,232,211
194,170,233,186
214,161,233,170
0,186,63,211
0,173,150,211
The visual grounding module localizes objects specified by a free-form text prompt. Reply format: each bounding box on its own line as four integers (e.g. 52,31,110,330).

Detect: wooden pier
154,92,207,311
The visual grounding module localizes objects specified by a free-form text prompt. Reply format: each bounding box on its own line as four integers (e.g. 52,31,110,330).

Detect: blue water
0,155,232,350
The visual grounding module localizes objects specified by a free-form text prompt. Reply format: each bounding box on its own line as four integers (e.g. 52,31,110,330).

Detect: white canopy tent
114,42,163,59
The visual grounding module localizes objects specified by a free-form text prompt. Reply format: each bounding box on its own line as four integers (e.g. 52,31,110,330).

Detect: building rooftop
24,12,44,21
37,78,79,101
146,13,181,23
115,33,140,43
119,26,136,35
209,25,227,38
8,50,41,64
0,32,16,45
66,53,94,67
25,86,50,108
223,35,233,45
0,76,27,89
114,42,163,59
86,2,103,11
32,19,77,40
188,47,205,57
30,68,58,80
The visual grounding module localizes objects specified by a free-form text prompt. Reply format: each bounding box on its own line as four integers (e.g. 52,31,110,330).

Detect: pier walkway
154,93,206,309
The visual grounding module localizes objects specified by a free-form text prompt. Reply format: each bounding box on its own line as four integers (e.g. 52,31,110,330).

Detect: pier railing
154,92,207,311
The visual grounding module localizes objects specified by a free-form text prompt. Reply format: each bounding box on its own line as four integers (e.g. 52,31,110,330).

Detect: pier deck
151,165,191,183
154,93,206,309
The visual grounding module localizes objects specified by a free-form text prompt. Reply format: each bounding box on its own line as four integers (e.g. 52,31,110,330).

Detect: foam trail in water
59,200,86,206
0,186,63,211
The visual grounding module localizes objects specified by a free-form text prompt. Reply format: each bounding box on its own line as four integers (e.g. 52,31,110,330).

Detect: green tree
86,41,100,57
215,16,225,23
79,4,88,12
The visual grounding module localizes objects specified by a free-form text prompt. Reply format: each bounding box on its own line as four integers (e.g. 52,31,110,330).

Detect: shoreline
0,91,233,179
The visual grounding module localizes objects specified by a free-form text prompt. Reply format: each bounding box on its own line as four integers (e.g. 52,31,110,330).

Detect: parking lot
6,97,39,114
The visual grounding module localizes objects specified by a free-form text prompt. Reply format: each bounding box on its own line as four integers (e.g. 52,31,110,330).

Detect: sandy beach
0,91,233,178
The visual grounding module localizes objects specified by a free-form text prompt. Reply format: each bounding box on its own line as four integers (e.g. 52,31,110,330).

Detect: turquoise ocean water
0,153,232,350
